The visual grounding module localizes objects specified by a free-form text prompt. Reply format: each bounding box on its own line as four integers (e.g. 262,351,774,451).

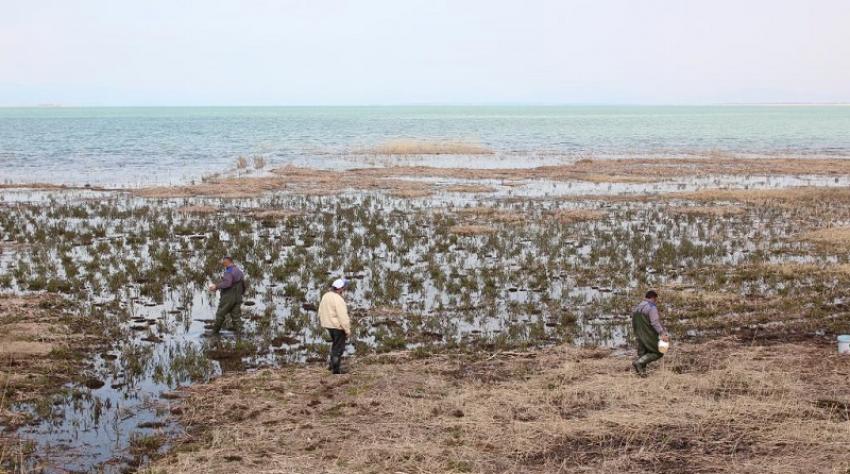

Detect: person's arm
335,297,351,336
649,306,667,337
215,271,234,290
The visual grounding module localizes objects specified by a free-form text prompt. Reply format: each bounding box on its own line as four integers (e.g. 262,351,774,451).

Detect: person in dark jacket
631,290,669,377
208,256,246,334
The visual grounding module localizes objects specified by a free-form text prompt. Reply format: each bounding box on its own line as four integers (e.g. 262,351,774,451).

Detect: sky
1,0,849,106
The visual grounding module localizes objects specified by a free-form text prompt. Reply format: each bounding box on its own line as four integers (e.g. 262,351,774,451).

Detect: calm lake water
1,105,850,186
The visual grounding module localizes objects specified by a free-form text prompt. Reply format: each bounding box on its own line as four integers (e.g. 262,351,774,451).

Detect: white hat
331,278,348,290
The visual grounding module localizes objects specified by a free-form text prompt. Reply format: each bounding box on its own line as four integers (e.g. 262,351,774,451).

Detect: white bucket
658,339,670,354
838,335,850,355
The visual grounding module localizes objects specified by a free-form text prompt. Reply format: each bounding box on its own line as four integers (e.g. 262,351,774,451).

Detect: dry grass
385,187,434,199
455,207,526,224
444,184,498,194
135,158,850,199
667,205,745,217
176,205,218,215
448,225,498,236
364,139,493,155
800,227,850,247
743,262,850,278
136,167,436,199
245,209,300,220
0,294,95,431
151,340,850,474
550,209,606,224
674,186,850,205
0,297,63,359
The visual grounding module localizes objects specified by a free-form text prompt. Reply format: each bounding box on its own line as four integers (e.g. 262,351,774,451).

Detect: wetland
1,157,850,473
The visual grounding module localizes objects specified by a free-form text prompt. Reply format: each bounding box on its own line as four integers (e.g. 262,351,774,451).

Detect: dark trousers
327,328,347,374
213,297,242,333
632,312,663,369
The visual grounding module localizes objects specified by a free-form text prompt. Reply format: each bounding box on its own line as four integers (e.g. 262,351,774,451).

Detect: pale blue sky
1,0,849,106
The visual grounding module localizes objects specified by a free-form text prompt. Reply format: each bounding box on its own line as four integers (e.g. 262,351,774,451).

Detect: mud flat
2,157,850,472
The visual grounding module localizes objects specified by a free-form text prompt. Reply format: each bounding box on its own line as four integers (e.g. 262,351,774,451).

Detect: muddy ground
148,338,849,474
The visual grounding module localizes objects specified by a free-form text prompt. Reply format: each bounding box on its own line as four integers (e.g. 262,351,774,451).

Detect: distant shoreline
1,103,849,109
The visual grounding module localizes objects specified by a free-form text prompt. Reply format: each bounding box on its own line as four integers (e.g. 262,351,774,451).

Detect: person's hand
661,334,670,342
207,283,217,292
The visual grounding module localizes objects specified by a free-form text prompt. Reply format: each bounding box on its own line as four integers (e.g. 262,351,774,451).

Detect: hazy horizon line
2,102,850,109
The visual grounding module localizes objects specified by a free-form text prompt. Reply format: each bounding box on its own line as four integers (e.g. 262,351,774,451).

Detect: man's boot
632,359,647,377
634,353,661,377
331,356,341,375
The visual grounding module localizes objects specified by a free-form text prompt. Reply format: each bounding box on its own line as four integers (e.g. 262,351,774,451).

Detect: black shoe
331,356,344,374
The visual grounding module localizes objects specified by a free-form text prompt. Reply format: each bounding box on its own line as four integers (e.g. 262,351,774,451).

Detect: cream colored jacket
318,291,351,335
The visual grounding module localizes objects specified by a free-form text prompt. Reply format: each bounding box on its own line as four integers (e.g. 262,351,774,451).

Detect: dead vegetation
444,184,498,194
799,227,850,247
666,205,745,217
363,139,493,155
176,205,218,215
134,157,850,199
448,224,498,236
550,208,606,223
136,167,435,199
151,340,850,474
244,209,300,220
673,186,850,205
455,207,526,223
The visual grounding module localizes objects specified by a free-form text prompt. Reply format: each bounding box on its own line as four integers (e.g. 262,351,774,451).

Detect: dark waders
213,279,244,334
632,310,663,376
327,329,346,374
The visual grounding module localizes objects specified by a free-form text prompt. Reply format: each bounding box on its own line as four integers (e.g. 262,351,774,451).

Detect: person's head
645,290,658,303
331,278,349,293
221,256,234,268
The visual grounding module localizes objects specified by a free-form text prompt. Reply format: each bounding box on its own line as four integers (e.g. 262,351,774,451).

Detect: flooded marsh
2,162,850,472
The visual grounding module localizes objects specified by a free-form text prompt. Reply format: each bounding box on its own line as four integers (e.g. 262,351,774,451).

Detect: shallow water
3,105,850,185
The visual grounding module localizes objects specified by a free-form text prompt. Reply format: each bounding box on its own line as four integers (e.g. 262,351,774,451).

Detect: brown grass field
149,339,850,474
